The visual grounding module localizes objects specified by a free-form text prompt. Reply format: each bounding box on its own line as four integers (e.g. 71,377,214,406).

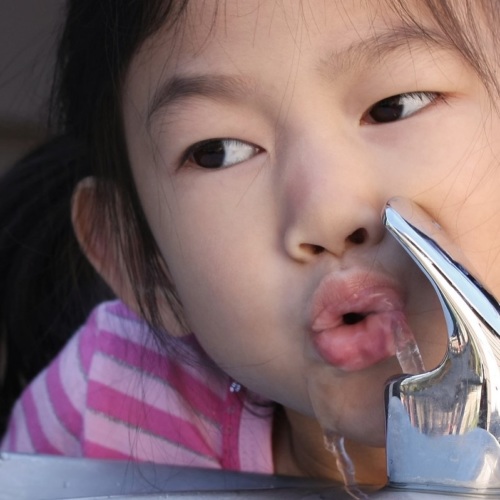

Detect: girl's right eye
183,138,262,169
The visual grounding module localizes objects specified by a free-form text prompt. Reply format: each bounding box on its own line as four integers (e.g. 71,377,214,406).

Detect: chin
304,352,401,448
308,383,388,446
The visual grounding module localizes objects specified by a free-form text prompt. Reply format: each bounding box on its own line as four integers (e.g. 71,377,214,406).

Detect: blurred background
0,0,63,174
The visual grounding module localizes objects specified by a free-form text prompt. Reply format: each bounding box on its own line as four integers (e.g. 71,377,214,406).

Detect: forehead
126,0,439,89
174,0,407,58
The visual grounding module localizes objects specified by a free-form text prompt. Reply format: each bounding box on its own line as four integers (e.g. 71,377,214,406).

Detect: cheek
447,173,500,291
143,166,277,317
373,103,496,196
417,141,500,289
144,182,270,338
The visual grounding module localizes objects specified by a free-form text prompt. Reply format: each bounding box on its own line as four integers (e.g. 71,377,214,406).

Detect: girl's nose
280,138,386,263
283,200,385,262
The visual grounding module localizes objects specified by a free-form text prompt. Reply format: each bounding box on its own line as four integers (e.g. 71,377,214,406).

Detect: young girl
2,0,500,491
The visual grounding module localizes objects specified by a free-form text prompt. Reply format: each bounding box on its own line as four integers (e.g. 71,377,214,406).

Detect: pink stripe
221,392,243,470
46,357,83,439
95,330,224,418
22,387,61,455
84,440,134,460
78,312,99,376
88,381,217,459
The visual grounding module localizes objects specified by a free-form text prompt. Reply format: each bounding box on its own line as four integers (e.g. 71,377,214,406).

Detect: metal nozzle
383,197,500,493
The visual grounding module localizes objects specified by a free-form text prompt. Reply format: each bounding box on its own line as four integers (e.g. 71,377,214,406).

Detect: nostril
347,228,368,245
299,243,325,255
311,244,324,255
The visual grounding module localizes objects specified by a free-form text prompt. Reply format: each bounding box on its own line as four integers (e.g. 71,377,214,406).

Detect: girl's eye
184,138,261,169
364,92,440,124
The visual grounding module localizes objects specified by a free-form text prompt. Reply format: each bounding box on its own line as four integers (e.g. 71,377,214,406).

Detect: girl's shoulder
1,300,275,470
72,300,275,469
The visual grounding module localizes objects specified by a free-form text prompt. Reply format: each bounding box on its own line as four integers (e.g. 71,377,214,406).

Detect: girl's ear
71,177,188,337
71,177,138,312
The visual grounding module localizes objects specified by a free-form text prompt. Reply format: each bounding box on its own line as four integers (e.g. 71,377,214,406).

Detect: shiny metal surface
0,453,487,499
383,198,500,493
0,452,333,500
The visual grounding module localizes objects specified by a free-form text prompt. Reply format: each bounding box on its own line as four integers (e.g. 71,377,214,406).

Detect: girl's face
122,0,500,450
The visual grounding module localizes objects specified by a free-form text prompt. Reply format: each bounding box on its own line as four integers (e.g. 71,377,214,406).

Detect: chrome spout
382,197,500,493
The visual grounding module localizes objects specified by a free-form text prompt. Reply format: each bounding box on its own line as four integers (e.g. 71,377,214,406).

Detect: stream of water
392,316,426,375
323,430,368,499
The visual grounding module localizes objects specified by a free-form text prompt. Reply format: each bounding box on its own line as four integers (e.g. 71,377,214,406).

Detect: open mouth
310,273,409,372
312,309,404,371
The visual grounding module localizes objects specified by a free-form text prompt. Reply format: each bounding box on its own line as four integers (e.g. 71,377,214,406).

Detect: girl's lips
310,272,408,372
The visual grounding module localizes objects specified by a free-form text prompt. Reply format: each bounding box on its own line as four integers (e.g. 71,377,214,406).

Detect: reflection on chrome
383,198,500,493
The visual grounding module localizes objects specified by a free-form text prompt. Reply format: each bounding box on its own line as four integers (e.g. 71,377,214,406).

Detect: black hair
0,1,189,434
1,0,500,435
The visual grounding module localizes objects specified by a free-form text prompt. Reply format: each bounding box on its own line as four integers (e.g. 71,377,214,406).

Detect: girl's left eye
364,91,440,124
183,138,262,169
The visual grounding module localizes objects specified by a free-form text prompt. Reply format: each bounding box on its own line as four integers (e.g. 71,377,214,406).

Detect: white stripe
86,411,220,467
58,330,88,422
1,401,34,453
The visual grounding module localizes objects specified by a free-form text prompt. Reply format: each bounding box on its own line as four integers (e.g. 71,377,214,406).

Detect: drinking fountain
382,197,500,496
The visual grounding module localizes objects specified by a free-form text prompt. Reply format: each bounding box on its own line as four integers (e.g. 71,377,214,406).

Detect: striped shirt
1,301,275,473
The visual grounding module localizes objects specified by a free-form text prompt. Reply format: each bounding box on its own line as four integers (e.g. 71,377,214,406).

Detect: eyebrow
147,74,256,123
147,25,453,123
319,25,453,75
